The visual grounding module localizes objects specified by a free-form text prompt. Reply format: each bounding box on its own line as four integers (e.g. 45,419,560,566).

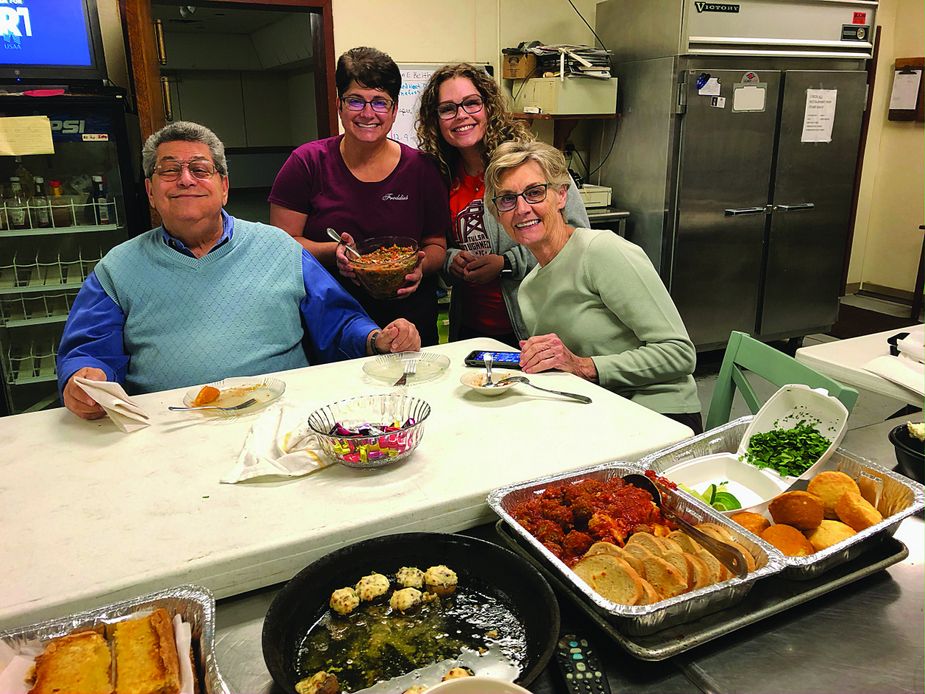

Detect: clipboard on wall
888,58,924,122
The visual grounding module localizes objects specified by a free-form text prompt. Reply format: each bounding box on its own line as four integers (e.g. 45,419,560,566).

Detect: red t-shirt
449,172,511,335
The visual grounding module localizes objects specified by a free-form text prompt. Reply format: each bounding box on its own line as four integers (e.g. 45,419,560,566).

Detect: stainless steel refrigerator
595,0,874,349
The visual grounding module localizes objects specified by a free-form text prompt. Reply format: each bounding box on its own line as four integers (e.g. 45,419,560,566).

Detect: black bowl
888,424,924,483
262,532,559,693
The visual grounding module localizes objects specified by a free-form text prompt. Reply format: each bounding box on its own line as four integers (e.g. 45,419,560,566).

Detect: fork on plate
392,358,418,387
168,398,258,412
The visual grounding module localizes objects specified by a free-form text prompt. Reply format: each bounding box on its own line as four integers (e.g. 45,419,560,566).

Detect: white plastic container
662,384,849,513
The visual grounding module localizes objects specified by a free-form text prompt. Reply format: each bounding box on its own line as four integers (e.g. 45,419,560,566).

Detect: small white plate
460,369,518,396
362,352,450,385
182,376,285,414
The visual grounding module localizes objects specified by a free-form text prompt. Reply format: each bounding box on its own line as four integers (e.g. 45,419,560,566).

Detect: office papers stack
528,44,612,79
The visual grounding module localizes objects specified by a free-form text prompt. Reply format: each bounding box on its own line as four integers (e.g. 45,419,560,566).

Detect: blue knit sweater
94,221,308,393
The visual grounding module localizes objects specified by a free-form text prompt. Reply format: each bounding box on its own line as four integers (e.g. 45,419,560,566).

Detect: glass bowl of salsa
350,236,419,300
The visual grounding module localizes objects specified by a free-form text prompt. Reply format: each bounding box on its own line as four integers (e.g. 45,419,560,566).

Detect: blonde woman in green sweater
484,141,702,433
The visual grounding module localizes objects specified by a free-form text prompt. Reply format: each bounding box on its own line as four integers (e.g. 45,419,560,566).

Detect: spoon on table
483,353,494,386
490,375,592,404
623,473,749,578
326,227,361,259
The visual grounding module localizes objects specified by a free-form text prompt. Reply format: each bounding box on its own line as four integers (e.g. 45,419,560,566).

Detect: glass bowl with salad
349,236,419,300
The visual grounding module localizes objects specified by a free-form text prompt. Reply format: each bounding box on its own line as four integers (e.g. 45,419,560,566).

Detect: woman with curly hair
416,63,588,346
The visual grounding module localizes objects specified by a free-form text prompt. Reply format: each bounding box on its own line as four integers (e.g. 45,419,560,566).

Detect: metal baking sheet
640,417,925,579
0,584,230,694
495,519,908,661
486,462,784,636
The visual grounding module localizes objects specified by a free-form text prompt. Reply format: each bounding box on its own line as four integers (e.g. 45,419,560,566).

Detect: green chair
705,331,860,430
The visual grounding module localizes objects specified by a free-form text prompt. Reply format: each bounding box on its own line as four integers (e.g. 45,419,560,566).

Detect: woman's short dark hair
335,47,401,103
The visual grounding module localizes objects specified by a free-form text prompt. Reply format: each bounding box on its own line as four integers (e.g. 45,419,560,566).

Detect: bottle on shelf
48,180,73,228
91,175,111,225
7,177,28,230
30,176,52,228
0,183,7,231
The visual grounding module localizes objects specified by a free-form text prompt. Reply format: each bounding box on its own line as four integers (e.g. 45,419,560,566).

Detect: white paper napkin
897,324,925,364
222,404,332,483
863,354,925,397
74,377,150,432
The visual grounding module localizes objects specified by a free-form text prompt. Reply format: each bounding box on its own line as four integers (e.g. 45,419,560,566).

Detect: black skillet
262,532,560,693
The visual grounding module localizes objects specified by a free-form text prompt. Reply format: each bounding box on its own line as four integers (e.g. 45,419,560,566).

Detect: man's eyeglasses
493,183,550,212
341,95,394,113
153,161,218,181
436,96,484,120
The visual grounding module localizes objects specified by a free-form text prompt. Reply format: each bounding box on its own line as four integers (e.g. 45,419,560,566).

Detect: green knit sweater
518,227,700,415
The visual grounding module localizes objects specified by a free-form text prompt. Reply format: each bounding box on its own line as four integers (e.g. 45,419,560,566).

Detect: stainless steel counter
213,516,924,694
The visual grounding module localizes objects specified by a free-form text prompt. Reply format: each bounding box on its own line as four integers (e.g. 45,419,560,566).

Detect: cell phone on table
464,350,522,369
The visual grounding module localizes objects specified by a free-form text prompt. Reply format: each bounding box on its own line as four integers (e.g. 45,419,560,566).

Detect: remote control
554,633,612,694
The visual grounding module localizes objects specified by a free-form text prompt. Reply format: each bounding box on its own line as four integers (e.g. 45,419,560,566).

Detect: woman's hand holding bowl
335,231,359,284
394,251,426,297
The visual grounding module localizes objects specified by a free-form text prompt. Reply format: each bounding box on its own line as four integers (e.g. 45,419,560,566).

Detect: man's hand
463,254,504,285
63,367,108,420
395,251,426,297
374,319,421,354
334,232,359,285
519,334,598,381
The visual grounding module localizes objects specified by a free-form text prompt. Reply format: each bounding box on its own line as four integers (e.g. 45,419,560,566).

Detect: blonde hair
484,140,571,217
415,63,534,183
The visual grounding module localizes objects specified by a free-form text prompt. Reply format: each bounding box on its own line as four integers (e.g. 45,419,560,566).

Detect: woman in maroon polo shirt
269,47,448,346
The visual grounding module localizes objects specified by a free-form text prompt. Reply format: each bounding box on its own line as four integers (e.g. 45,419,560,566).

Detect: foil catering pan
487,462,783,636
641,417,925,579
0,584,230,694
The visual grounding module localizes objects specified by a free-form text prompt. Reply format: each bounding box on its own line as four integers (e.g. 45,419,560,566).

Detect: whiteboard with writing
391,64,439,149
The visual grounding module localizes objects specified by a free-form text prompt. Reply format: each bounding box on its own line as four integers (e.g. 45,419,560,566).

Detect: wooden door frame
119,0,337,145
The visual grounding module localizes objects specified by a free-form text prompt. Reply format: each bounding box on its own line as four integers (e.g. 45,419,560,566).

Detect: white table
0,339,692,629
795,326,924,406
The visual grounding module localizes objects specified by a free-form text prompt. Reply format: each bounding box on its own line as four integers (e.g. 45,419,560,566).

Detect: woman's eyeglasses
436,96,484,120
493,183,550,212
153,161,218,181
341,95,394,113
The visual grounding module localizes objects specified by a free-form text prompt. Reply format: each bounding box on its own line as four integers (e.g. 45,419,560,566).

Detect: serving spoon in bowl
326,227,362,259
623,473,749,578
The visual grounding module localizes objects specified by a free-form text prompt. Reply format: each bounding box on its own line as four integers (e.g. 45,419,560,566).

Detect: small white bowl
460,370,518,396
426,677,533,694
663,452,790,511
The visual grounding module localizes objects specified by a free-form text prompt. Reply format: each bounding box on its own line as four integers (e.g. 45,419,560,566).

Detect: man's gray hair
141,121,228,178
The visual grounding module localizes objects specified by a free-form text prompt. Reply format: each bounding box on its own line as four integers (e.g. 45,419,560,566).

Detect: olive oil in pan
297,582,527,693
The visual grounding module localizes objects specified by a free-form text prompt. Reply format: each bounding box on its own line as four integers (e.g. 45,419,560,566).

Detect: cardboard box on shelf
502,53,537,80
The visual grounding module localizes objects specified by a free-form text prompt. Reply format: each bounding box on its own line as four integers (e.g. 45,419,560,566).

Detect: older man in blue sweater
58,121,420,420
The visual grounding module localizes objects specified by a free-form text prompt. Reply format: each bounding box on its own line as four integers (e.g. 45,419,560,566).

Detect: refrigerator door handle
774,203,816,211
724,206,769,216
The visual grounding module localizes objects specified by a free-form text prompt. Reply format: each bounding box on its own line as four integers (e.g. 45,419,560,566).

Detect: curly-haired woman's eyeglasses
436,96,484,120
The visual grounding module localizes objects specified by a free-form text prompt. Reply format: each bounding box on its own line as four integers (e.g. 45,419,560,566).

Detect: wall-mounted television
0,0,107,84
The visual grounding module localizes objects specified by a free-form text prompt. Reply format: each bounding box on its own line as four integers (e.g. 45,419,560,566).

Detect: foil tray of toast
0,584,230,694
487,462,784,636
641,417,925,580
